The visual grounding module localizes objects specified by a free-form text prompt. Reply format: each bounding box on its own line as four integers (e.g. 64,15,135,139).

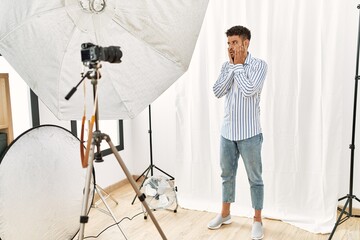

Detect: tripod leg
338,195,347,201
328,198,350,240
95,184,119,206
104,136,168,240
78,142,96,240
354,196,360,217
154,165,175,180
131,167,151,205
135,165,151,182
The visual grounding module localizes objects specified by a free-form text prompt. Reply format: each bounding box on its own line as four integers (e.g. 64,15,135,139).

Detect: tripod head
64,63,101,101
65,62,104,166
84,62,102,81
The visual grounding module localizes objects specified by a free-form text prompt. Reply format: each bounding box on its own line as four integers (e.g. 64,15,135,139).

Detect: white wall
0,58,31,137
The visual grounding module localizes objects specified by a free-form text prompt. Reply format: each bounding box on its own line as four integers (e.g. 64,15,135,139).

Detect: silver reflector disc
0,125,90,239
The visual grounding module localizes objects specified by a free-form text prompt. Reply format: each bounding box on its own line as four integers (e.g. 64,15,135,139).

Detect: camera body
81,43,122,63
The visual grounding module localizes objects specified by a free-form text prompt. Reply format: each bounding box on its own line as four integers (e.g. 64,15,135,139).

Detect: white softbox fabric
0,0,209,120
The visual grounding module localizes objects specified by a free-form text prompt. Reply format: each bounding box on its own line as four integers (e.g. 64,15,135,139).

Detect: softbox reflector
0,0,209,120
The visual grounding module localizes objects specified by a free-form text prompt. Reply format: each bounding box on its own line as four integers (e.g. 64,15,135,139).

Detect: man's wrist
231,64,245,73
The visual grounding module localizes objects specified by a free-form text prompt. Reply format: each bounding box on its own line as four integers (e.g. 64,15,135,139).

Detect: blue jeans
220,133,264,210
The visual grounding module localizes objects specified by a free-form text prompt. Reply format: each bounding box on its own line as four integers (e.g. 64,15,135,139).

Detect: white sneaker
251,221,264,239
207,214,232,230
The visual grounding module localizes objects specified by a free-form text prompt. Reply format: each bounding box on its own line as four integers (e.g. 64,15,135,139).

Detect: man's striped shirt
213,53,267,141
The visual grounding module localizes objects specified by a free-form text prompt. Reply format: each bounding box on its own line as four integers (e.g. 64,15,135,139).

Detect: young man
208,25,267,240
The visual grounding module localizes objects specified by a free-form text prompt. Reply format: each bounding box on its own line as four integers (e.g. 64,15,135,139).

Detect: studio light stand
131,105,175,205
328,4,360,240
66,61,167,240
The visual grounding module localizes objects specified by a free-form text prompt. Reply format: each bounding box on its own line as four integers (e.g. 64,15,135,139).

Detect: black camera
81,43,122,63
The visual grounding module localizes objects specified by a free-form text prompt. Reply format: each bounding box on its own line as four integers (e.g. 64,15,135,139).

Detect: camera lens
103,46,122,63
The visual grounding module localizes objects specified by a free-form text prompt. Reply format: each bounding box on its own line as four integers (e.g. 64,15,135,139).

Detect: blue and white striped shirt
213,53,267,141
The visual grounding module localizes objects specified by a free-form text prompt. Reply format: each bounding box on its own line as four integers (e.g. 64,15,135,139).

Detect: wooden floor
77,182,360,240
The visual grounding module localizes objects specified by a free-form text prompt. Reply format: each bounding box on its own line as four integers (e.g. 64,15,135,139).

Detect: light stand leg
131,166,151,204
78,140,96,240
328,198,350,239
95,186,128,239
104,134,168,240
93,184,119,209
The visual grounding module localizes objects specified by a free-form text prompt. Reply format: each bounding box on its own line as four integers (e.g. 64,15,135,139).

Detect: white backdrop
2,0,360,236
172,0,359,234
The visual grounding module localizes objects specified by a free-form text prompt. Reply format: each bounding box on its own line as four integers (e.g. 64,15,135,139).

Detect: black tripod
328,4,360,239
131,105,175,205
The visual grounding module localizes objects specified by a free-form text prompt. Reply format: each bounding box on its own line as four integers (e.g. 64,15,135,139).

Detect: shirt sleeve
233,60,267,97
213,62,236,98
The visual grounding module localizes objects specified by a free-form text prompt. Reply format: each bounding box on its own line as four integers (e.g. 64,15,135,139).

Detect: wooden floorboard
76,182,360,240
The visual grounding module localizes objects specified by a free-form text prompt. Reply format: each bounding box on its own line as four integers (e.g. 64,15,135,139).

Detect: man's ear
244,39,250,49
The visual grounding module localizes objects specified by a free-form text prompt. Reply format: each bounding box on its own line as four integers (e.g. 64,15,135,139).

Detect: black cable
83,211,144,239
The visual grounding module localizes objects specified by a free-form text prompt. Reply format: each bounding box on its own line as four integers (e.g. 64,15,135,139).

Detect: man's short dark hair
226,26,251,40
